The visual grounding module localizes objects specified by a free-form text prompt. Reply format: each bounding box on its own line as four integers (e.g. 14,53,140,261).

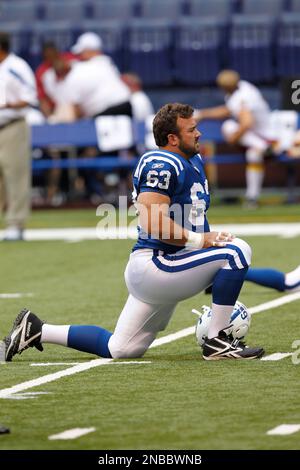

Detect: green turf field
0,207,300,450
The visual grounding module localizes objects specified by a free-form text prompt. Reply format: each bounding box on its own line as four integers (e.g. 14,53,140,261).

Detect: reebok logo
26,321,32,338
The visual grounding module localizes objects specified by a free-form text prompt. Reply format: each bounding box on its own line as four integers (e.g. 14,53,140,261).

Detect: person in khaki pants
0,32,37,241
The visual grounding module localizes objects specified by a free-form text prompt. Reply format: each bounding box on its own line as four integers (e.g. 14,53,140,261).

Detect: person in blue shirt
3,103,264,361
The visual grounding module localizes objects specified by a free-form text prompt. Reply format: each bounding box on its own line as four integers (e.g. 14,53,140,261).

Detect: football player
195,70,278,208
204,264,300,295
245,265,300,292
3,103,264,361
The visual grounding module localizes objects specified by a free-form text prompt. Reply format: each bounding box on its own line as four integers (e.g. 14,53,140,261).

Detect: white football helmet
194,301,251,347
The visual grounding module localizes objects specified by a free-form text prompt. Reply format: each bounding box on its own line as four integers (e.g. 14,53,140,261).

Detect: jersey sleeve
137,160,179,198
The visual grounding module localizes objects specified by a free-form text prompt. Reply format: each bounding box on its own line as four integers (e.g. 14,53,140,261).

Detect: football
194,301,251,347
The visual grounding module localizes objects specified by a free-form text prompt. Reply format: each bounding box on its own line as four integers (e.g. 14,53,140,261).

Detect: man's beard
178,141,199,158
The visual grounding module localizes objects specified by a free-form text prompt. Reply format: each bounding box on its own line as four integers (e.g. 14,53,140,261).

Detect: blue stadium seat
89,0,136,20
229,14,275,82
174,18,222,85
0,0,40,22
29,21,78,69
42,0,88,21
125,19,173,86
277,13,300,76
242,0,285,16
0,22,32,63
290,0,300,12
137,0,183,19
186,0,232,19
78,20,125,71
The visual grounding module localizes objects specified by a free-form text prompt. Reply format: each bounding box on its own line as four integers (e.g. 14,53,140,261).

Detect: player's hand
203,231,235,248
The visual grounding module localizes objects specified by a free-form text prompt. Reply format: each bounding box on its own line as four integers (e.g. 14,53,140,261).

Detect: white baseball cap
71,32,103,54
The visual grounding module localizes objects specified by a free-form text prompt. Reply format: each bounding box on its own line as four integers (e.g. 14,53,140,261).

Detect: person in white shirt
121,72,154,122
195,70,275,208
66,32,132,119
0,32,37,240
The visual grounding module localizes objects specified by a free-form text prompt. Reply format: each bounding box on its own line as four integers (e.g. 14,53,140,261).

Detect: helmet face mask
195,301,251,347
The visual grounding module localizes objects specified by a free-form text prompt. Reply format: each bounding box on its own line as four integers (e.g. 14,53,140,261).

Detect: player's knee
108,336,147,359
221,119,238,139
245,147,264,163
230,237,252,267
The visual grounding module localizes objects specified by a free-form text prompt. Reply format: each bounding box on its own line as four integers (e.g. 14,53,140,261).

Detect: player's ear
167,133,179,146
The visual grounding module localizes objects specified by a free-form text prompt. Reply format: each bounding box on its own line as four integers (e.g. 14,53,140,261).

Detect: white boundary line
0,293,34,299
48,427,96,440
0,292,299,398
261,353,293,361
1,223,300,241
267,424,300,435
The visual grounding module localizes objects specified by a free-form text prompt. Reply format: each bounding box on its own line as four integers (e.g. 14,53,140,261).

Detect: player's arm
225,106,254,144
194,106,231,122
70,104,84,119
137,192,234,249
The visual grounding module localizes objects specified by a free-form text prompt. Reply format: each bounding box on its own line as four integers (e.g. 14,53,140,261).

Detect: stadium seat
277,13,300,76
137,0,184,19
29,21,78,69
186,0,233,20
229,14,275,82
89,0,136,20
174,18,222,85
0,22,32,63
0,0,40,22
241,0,286,16
78,20,125,71
290,0,300,12
125,19,173,86
42,0,88,21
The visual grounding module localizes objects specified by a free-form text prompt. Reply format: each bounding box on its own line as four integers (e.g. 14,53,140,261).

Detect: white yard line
0,361,151,398
0,293,34,299
249,291,300,315
267,424,300,436
30,361,152,367
30,362,81,367
0,292,299,398
1,223,300,241
261,353,293,361
48,427,96,440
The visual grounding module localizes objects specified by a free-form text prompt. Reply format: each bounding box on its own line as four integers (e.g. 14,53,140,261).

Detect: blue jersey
132,149,211,253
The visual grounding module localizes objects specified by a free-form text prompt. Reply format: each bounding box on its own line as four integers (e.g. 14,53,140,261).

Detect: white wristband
185,231,204,249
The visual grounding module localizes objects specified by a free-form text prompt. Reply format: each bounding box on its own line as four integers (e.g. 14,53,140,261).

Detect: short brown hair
0,32,10,53
153,103,194,147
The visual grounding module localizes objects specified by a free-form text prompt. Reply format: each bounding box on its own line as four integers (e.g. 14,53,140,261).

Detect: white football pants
108,238,251,358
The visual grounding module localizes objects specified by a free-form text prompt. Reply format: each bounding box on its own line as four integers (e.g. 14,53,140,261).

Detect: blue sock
212,267,248,305
68,325,112,358
245,268,285,292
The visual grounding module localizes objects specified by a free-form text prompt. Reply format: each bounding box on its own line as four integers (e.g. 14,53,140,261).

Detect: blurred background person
121,72,154,122
35,41,76,118
195,70,276,208
0,32,37,241
66,32,131,119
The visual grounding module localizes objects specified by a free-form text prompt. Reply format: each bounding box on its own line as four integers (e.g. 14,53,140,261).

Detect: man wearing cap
195,70,275,208
0,32,37,241
66,32,131,119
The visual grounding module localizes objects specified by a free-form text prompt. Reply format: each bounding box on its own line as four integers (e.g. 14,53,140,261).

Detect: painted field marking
0,292,299,398
48,427,96,440
267,424,300,436
0,361,151,398
261,353,293,361
0,293,33,299
30,362,81,367
30,361,152,367
5,392,53,400
1,223,300,242
249,291,300,315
